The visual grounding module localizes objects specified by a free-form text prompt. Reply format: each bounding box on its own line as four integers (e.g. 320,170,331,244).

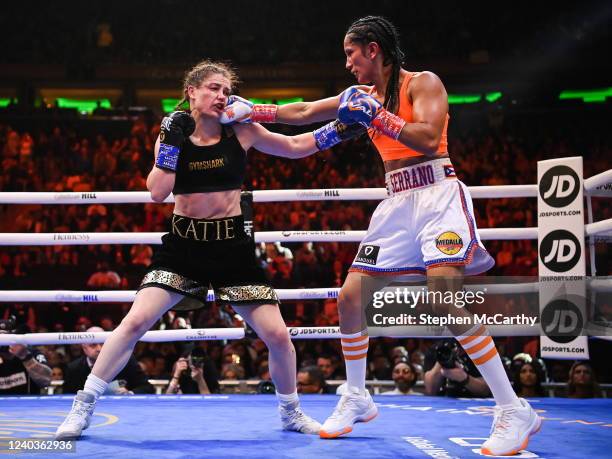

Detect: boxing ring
1,395,611,458
1,166,612,458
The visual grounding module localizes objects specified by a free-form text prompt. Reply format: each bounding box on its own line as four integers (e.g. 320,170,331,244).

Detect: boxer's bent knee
261,326,292,350
117,313,150,339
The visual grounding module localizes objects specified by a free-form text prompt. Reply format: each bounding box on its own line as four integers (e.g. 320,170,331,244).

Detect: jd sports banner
537,157,588,360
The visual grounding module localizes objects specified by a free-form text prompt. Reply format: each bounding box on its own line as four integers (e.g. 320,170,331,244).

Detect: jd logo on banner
539,165,580,207
539,230,581,272
541,298,584,344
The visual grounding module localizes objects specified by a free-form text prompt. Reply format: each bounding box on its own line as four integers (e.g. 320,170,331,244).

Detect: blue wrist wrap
156,143,180,171
313,122,341,150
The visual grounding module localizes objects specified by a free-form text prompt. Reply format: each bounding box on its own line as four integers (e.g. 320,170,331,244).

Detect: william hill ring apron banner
537,157,588,360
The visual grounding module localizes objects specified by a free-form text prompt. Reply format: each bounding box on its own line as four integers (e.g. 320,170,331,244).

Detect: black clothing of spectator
63,355,154,394
0,348,49,395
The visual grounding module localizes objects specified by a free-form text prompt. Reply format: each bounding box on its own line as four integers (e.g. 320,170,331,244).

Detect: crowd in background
3,2,603,70
0,102,610,396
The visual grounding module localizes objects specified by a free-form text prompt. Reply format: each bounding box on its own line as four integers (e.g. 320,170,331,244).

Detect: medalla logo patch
435,231,463,255
539,166,580,208
355,245,380,265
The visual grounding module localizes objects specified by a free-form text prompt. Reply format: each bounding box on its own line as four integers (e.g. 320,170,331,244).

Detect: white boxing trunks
349,158,495,276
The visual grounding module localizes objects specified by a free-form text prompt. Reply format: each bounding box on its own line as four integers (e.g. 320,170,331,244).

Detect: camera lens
435,341,458,369
191,357,205,368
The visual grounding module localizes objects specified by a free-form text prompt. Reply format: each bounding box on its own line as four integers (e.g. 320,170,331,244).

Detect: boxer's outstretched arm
235,123,318,158
274,85,371,125
221,86,372,126
275,96,340,125
234,120,364,158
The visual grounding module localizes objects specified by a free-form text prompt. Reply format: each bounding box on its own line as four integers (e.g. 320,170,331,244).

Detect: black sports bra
173,126,246,194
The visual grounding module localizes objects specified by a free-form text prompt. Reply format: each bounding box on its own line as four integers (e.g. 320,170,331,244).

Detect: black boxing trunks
138,214,278,310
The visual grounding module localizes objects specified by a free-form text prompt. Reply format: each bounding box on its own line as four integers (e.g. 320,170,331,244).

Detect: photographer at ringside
166,344,220,394
0,316,52,395
424,339,489,397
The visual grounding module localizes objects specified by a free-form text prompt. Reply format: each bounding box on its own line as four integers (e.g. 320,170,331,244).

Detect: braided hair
346,16,405,114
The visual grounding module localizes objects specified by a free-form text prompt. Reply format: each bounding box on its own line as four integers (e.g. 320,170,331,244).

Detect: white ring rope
588,277,612,292
0,227,539,246
0,324,544,346
0,288,340,303
584,169,612,196
4,220,611,246
3,278,611,303
0,191,166,205
0,184,541,205
256,228,539,242
3,323,609,346
0,168,606,205
585,218,612,237
0,328,245,346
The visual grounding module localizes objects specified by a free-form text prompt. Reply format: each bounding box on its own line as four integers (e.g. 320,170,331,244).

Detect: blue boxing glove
313,119,366,150
338,87,382,127
155,111,196,171
338,87,406,140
